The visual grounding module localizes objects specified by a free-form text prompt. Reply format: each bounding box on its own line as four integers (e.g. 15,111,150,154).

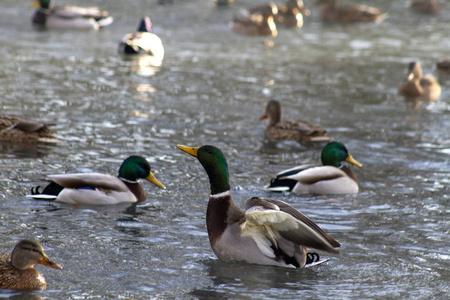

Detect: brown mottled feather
0,115,61,144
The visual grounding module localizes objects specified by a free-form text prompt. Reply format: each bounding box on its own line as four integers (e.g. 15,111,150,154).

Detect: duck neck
207,191,244,246
120,178,147,202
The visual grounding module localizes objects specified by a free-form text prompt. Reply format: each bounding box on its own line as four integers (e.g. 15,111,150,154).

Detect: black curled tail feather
30,181,64,199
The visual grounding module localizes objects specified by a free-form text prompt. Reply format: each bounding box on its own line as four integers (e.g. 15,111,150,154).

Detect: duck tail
28,182,63,200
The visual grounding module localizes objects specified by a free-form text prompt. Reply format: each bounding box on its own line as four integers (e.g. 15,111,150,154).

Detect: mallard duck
398,61,441,102
31,0,113,30
259,99,331,143
265,141,362,194
118,17,164,62
410,0,440,14
0,239,62,290
177,144,340,268
0,115,61,144
315,0,388,23
231,4,278,37
276,0,310,28
436,58,450,76
29,156,165,205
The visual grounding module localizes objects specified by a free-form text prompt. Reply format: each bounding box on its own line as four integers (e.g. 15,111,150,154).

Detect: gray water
0,0,449,299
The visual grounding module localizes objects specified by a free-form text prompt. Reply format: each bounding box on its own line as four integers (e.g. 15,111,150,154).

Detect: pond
0,0,448,299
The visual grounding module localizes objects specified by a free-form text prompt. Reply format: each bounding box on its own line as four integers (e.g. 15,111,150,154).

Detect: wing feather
48,173,129,192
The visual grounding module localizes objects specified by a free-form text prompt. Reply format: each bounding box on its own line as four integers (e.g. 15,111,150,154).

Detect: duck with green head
265,141,363,194
29,155,165,205
31,0,113,30
177,144,340,268
0,239,62,290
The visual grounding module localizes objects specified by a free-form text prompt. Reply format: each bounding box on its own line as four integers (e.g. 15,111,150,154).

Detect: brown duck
398,61,441,102
260,99,331,143
231,3,278,37
410,0,440,14
276,0,310,28
316,0,388,23
0,239,62,290
0,115,61,144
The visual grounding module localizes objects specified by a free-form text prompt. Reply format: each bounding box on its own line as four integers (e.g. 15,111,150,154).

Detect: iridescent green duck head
118,155,166,189
177,145,230,195
321,141,363,168
32,0,53,9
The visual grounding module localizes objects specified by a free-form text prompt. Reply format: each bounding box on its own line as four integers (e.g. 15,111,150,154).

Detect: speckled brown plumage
316,0,388,23
0,115,61,144
260,99,331,143
0,240,62,290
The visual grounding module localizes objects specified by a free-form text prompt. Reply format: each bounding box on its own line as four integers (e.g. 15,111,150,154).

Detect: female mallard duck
315,0,388,23
0,239,62,290
436,58,450,76
265,141,362,194
0,115,61,144
410,0,440,14
398,61,441,102
276,0,310,28
260,99,331,143
29,155,165,205
118,17,164,61
231,3,278,37
177,144,340,268
31,0,113,30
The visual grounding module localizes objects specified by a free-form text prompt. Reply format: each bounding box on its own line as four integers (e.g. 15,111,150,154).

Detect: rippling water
0,0,449,299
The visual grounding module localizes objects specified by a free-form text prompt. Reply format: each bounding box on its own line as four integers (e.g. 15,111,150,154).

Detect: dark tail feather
30,182,64,201
267,177,297,191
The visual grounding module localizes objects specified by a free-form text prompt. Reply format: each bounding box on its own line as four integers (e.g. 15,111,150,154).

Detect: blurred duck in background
231,3,278,36
0,115,61,144
31,0,113,30
398,61,441,103
410,0,440,14
315,0,388,23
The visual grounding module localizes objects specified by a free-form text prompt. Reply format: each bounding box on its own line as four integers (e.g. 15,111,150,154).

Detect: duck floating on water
231,3,278,36
410,0,440,14
264,141,362,194
315,0,388,23
260,99,331,143
398,61,441,102
29,155,165,205
0,115,61,144
119,16,164,62
177,144,341,268
0,239,62,290
31,0,113,30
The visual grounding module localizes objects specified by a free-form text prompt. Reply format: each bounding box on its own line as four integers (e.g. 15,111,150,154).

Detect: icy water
0,0,449,299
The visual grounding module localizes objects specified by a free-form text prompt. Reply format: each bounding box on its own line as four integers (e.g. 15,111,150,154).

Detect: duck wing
264,164,316,191
52,5,110,20
282,165,348,184
241,197,340,256
48,173,129,192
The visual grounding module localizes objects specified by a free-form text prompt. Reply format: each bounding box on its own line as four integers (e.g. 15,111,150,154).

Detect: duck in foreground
315,0,388,23
177,144,340,268
32,0,113,30
265,141,362,194
0,239,62,290
0,115,61,144
29,156,165,205
260,99,331,143
398,61,441,102
119,17,164,62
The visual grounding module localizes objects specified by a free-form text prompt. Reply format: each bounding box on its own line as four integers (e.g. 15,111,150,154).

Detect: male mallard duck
0,115,61,144
260,99,331,143
118,17,164,62
29,156,165,205
410,0,440,14
31,0,113,30
315,0,388,23
177,144,340,268
398,61,441,102
231,3,278,37
265,141,362,194
0,239,62,290
276,0,310,28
